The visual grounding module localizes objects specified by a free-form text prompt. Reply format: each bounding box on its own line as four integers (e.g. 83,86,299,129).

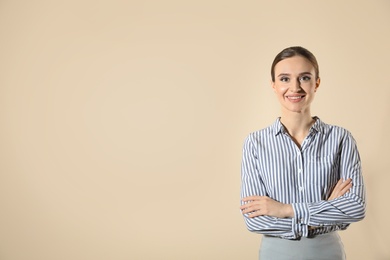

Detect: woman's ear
315,77,321,92
271,80,276,92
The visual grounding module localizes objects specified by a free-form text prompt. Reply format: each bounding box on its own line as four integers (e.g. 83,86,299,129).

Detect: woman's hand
327,178,352,201
240,196,294,218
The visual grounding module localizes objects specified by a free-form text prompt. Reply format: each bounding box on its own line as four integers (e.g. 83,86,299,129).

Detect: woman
239,46,366,259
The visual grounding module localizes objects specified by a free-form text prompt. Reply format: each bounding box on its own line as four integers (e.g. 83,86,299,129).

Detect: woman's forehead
274,56,315,74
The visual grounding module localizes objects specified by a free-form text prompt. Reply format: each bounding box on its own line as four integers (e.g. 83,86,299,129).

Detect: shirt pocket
307,154,338,187
309,154,334,164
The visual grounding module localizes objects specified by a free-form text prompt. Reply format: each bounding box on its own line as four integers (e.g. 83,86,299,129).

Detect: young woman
239,46,366,259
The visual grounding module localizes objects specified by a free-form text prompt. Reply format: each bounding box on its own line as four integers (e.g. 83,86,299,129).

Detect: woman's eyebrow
277,72,313,77
299,72,313,75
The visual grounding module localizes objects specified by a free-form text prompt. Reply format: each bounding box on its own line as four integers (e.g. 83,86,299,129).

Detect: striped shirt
240,117,366,240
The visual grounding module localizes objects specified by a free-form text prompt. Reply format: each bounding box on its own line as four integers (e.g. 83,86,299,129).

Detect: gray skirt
259,232,346,260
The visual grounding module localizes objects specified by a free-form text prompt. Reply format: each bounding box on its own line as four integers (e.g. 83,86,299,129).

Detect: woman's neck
280,111,315,146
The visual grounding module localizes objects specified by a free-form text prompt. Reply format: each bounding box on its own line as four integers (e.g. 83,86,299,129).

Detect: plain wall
1,1,389,259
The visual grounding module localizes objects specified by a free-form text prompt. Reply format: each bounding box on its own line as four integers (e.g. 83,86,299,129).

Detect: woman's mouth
286,95,305,102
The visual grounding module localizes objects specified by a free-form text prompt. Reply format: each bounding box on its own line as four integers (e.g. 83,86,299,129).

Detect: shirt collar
272,116,324,136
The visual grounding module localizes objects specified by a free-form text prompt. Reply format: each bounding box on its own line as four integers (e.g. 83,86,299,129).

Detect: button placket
297,151,304,197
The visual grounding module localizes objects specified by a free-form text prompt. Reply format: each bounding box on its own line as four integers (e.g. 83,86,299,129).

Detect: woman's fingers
241,204,260,216
240,196,293,218
241,196,262,202
339,181,352,195
337,178,352,194
240,196,262,211
240,196,268,217
328,178,352,201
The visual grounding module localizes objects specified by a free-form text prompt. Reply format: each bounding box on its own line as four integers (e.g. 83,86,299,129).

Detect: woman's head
271,47,321,115
271,46,319,82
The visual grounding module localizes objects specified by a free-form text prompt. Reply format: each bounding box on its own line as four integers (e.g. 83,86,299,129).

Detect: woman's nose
290,78,301,92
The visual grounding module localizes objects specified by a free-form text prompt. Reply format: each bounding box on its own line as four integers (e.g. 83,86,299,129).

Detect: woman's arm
292,132,366,229
240,135,296,239
241,178,352,218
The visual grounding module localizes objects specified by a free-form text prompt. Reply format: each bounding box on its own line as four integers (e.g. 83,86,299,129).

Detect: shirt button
299,187,304,191
298,169,302,173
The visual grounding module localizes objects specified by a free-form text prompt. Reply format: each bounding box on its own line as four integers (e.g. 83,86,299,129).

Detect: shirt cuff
292,203,310,225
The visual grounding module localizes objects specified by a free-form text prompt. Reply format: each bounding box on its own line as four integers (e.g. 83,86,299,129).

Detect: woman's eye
299,76,311,82
280,77,289,82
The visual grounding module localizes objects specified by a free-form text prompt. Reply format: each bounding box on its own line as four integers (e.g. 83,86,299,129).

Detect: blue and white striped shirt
241,117,366,240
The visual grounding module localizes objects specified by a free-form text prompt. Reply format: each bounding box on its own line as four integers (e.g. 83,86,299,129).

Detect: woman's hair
271,46,319,82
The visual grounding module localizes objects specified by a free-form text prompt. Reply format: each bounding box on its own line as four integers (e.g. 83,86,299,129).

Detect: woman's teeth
287,96,303,99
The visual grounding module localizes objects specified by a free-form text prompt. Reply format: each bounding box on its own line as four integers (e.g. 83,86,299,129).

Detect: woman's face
272,56,320,115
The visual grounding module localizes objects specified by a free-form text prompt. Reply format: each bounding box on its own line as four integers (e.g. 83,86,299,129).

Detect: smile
286,95,305,102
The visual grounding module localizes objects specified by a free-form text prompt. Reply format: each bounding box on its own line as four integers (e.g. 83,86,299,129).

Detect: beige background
0,1,389,259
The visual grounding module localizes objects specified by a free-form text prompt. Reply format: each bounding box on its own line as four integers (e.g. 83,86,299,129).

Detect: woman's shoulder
316,118,355,139
244,120,280,144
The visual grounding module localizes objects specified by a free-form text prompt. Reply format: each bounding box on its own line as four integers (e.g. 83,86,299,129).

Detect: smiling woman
272,55,320,118
240,46,366,260
271,47,320,125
